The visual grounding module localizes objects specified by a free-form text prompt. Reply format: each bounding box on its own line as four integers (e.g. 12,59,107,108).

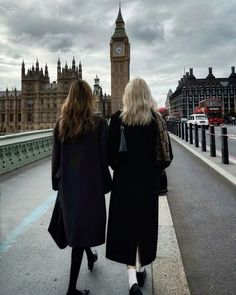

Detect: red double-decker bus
194,98,223,125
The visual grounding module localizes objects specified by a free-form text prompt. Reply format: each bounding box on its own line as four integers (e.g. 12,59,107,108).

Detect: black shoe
129,283,143,295
88,250,98,272
67,289,89,295
136,269,146,287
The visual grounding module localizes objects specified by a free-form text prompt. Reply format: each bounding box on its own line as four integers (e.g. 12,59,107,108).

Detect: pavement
0,157,190,295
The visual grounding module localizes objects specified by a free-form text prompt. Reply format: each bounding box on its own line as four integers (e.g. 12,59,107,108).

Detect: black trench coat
49,116,109,248
106,111,160,266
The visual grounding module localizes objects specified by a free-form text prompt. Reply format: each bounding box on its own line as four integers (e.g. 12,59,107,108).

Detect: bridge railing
0,129,53,175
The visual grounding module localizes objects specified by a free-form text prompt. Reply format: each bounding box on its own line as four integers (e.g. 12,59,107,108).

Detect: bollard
185,123,188,142
201,126,207,151
181,123,184,140
195,123,199,147
179,122,181,138
221,127,229,164
189,123,193,144
210,125,216,157
176,122,179,136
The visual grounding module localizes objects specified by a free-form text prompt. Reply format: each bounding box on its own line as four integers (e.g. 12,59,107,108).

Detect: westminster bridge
0,126,236,295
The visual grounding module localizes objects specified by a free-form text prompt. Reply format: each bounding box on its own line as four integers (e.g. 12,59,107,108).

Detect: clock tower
110,4,130,113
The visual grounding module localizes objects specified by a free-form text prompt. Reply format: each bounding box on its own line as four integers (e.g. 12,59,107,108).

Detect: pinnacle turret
112,4,127,38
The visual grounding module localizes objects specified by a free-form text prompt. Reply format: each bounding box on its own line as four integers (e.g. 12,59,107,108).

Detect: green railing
0,129,53,175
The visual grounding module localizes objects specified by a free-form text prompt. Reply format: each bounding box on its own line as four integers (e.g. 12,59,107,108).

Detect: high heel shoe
88,250,98,272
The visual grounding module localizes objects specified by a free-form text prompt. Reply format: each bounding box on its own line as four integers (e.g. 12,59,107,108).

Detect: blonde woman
49,80,111,295
106,78,172,295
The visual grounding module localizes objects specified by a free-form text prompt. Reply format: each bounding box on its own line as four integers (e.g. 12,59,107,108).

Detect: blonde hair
121,78,154,126
58,79,96,142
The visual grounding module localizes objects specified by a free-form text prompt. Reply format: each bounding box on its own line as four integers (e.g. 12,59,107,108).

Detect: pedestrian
106,78,173,295
48,79,111,295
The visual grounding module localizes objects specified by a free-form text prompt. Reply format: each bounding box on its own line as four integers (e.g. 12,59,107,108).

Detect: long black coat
106,111,160,266
50,116,109,247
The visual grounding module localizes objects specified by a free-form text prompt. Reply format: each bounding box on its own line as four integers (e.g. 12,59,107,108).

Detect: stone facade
0,59,112,134
0,59,82,134
93,75,111,118
170,67,236,118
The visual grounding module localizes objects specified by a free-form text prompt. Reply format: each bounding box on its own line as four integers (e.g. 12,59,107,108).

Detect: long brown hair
58,79,96,142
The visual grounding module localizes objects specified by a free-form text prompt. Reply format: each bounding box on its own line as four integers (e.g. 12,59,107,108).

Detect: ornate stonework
110,5,130,113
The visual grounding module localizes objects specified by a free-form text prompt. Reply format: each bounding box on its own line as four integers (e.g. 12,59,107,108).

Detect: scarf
152,111,173,169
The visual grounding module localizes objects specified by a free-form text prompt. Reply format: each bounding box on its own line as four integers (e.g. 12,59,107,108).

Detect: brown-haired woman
49,79,111,295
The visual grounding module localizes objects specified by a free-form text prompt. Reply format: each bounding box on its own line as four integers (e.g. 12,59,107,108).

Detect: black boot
136,269,146,287
129,283,143,295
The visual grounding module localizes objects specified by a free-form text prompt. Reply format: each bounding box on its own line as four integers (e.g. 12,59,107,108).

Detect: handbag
119,125,128,152
48,194,67,249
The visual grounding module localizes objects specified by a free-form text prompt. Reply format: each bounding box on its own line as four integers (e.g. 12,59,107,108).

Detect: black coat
49,116,109,248
106,111,160,266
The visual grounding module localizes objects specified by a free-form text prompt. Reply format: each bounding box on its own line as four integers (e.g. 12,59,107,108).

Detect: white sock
127,267,138,289
136,247,145,273
136,266,145,273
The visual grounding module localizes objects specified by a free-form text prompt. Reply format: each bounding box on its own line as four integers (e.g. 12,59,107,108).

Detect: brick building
170,67,236,118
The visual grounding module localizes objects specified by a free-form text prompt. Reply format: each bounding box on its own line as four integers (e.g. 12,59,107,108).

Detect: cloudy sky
0,0,235,106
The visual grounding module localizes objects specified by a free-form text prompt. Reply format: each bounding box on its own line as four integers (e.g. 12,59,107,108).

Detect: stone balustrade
0,129,53,175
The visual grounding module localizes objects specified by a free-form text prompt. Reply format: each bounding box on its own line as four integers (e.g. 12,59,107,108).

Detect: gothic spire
116,2,124,24
112,4,127,38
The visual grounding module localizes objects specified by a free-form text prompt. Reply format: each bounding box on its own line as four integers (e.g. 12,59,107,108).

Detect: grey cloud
129,22,164,43
40,33,74,52
0,0,235,106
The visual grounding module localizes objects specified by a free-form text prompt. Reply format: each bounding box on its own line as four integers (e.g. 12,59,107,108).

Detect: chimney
208,67,212,75
231,66,235,74
189,68,193,76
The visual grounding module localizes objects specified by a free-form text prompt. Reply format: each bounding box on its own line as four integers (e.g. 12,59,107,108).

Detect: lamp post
103,92,107,118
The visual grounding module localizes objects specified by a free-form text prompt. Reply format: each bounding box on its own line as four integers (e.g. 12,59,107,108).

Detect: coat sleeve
51,121,61,191
107,113,121,170
99,118,112,194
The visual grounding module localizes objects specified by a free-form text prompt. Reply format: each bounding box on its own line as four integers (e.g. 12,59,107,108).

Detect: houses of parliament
0,5,130,134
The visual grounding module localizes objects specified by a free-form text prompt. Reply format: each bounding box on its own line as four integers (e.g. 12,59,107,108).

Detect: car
166,116,179,122
187,114,209,128
180,117,188,123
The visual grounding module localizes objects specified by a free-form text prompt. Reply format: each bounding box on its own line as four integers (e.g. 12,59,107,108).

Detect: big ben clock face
113,44,124,56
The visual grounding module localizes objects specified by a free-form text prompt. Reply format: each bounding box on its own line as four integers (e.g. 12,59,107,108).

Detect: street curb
152,196,191,295
169,134,236,187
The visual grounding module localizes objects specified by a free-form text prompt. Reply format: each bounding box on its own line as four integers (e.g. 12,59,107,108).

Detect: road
167,139,236,295
196,125,236,159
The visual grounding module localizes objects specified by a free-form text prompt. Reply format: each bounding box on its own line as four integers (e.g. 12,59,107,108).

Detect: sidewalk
0,157,191,294
169,134,236,186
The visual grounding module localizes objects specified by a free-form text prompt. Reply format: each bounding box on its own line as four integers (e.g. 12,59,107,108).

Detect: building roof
112,5,127,38
170,67,236,99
